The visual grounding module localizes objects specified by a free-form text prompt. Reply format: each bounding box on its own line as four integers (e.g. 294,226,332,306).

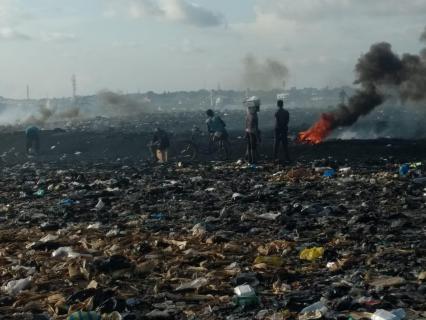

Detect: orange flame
298,113,335,144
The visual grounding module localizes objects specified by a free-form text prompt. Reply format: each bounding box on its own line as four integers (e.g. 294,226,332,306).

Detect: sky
0,0,425,99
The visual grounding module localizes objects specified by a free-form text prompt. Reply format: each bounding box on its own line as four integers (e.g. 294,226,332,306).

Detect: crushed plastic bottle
190,176,203,183
391,309,406,320
95,198,105,211
60,198,77,206
300,301,328,314
299,301,328,320
34,189,45,197
150,212,166,220
52,247,81,258
192,223,207,237
175,277,208,291
232,193,244,200
371,309,406,320
413,177,426,184
87,222,102,229
258,212,281,221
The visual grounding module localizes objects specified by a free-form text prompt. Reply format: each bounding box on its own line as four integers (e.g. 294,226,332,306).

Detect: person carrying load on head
244,96,261,164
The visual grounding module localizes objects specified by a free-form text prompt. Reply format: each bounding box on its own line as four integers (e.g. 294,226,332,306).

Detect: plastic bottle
300,301,328,314
95,198,105,211
391,309,406,320
413,177,426,184
372,309,406,320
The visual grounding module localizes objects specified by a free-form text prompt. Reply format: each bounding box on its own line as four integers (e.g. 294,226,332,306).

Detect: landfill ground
1,128,426,320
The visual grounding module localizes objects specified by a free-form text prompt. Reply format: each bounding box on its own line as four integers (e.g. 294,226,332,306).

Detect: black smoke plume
327,33,426,130
97,91,147,116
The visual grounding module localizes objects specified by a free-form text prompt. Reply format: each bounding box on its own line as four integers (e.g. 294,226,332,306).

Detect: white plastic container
244,96,261,111
234,284,256,297
371,309,400,320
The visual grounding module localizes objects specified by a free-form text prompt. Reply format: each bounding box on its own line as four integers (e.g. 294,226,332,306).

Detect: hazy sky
0,0,425,98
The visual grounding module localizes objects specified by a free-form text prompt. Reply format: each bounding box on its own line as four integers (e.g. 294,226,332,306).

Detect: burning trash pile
0,157,426,319
299,27,426,144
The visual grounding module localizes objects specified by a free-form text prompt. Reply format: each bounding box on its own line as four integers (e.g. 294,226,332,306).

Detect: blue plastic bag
323,169,335,177
399,164,410,176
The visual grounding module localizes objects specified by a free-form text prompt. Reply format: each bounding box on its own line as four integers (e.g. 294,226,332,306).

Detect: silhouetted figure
245,105,260,164
149,128,170,163
25,126,40,155
273,100,290,162
205,109,229,159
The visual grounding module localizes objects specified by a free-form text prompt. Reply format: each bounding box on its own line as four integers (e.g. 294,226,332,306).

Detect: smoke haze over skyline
0,0,425,99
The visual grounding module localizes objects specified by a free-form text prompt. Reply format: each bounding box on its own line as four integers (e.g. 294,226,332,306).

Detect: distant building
277,93,289,102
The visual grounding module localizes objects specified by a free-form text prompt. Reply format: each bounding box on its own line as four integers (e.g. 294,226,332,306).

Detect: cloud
107,0,224,27
0,1,33,41
128,0,164,17
162,38,205,54
0,27,31,40
181,38,204,53
112,41,141,48
0,0,17,21
161,0,224,27
256,0,426,21
41,32,76,43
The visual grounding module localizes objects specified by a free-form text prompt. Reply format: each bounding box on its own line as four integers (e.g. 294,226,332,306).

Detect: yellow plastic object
299,247,324,261
254,256,284,268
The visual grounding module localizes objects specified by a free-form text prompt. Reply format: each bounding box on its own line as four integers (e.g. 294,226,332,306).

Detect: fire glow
298,113,335,144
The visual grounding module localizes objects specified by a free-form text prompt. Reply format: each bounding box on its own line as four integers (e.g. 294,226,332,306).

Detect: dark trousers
149,145,158,160
210,131,230,159
26,136,40,154
274,129,290,161
246,132,257,164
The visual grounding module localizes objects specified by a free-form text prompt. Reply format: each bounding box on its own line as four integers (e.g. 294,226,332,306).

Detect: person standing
25,125,40,155
205,109,229,159
245,100,260,164
149,128,170,163
274,100,290,163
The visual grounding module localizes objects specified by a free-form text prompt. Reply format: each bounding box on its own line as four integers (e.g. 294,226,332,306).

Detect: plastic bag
2,277,32,295
299,247,324,261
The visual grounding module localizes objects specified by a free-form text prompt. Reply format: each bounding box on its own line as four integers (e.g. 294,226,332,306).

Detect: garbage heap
0,160,425,320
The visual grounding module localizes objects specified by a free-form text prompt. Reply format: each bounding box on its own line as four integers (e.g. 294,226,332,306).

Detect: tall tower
26,85,30,100
210,90,214,107
71,74,77,99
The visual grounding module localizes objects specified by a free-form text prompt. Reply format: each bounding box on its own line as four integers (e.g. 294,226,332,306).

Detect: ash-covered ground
1,112,426,320
2,108,426,164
